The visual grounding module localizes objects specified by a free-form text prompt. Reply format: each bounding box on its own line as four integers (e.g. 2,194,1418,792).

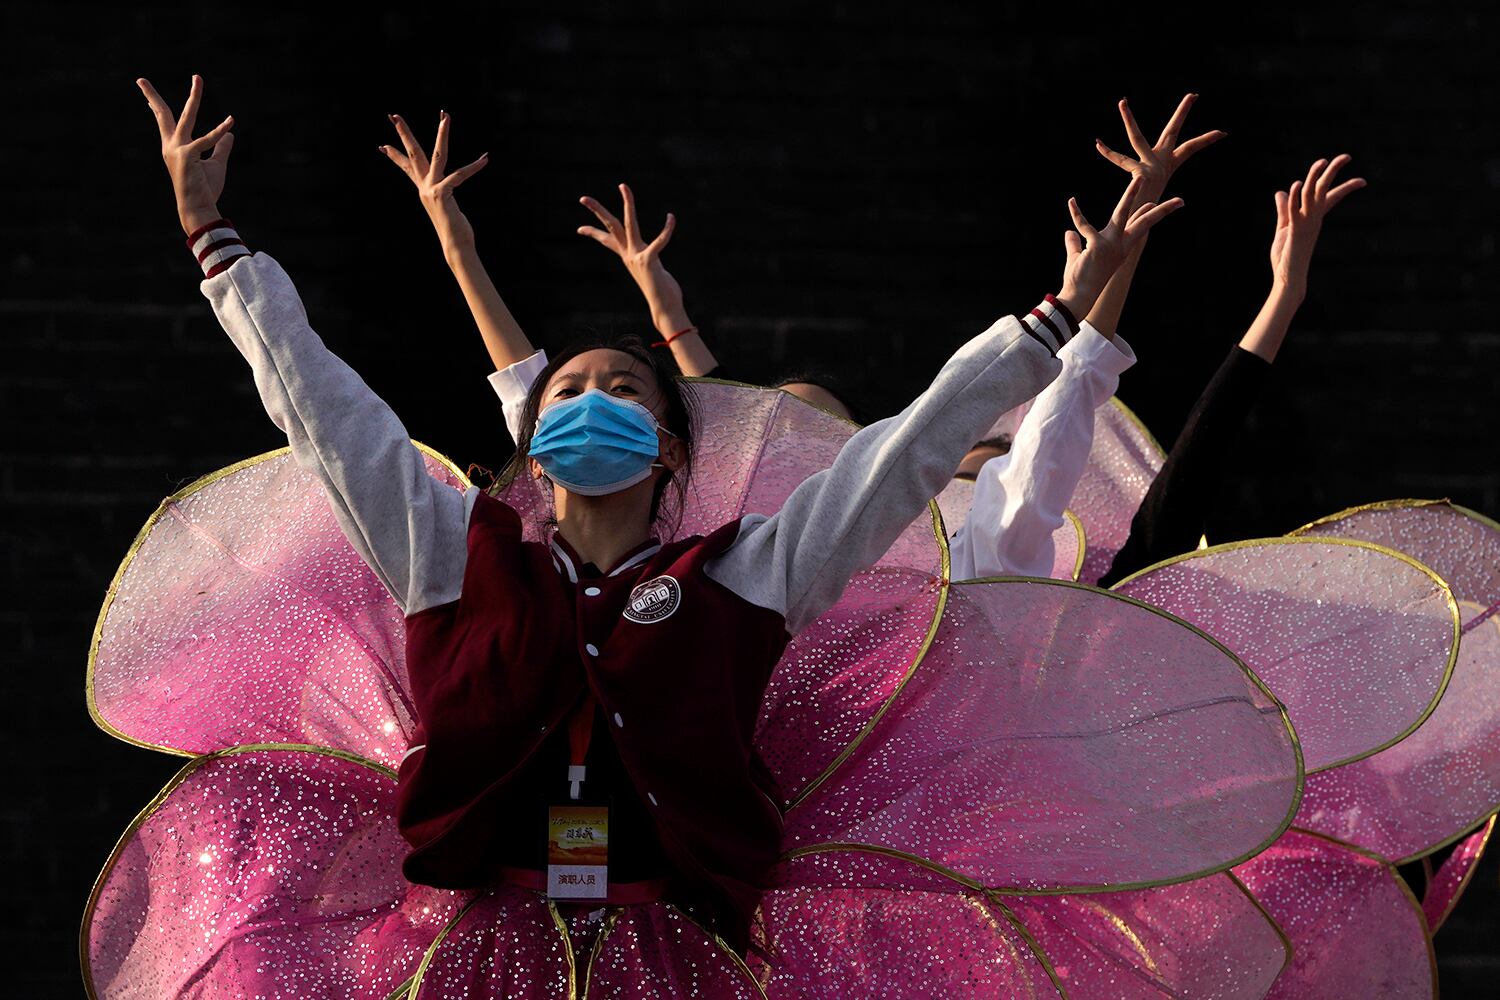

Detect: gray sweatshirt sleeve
199,245,474,615
707,305,1070,634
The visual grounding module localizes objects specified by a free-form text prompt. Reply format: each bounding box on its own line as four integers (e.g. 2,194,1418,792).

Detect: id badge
547,805,609,899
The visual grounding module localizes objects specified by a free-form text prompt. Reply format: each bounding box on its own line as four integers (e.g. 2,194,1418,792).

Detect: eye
610,383,640,396
553,386,580,399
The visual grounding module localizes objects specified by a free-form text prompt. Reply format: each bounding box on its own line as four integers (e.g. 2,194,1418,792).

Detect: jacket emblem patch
623,575,682,624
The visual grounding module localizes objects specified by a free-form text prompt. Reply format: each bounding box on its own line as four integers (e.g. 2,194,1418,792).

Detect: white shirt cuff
488,349,550,442
1059,322,1137,376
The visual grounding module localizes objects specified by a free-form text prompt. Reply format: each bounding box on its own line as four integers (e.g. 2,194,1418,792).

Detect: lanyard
565,696,595,800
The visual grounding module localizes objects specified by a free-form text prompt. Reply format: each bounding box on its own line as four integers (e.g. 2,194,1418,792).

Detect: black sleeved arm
1099,346,1272,586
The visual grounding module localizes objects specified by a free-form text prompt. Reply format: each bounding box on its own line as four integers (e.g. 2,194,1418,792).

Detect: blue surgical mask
528,388,671,496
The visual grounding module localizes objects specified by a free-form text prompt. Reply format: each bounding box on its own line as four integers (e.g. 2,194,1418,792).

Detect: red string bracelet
652,326,697,348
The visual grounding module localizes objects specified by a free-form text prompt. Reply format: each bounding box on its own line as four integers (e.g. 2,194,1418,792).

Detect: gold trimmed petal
1423,812,1496,934
1280,826,1440,996
988,897,1070,1000
788,496,950,810
1109,535,1461,774
86,442,469,758
80,743,398,1000
1107,396,1166,461
1224,870,1294,980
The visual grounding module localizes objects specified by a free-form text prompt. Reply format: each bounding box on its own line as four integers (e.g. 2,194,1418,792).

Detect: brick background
4,1,1498,993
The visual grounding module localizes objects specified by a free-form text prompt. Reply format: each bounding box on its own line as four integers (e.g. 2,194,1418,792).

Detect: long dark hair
505,335,697,537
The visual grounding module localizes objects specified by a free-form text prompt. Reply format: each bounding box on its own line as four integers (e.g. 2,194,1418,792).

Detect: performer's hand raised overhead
380,110,536,373
1271,154,1366,294
576,184,716,375
380,111,490,254
137,74,235,235
1096,93,1225,205
1057,174,1184,320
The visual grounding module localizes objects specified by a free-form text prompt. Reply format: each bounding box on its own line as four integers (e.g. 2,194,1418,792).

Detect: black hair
506,335,697,537
969,434,1013,454
770,367,871,426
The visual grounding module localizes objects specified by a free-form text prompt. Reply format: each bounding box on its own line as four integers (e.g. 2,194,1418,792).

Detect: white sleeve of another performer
951,322,1135,580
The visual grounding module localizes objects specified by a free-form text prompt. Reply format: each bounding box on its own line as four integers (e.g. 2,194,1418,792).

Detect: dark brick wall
5,1,1498,992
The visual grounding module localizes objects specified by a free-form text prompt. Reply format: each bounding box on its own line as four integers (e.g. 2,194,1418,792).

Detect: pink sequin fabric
1421,816,1494,934
1289,502,1500,860
1071,398,1164,585
1123,501,1500,998
87,386,1308,998
1232,829,1436,1000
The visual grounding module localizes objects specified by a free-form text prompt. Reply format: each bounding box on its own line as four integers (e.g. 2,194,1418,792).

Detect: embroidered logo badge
623,575,682,624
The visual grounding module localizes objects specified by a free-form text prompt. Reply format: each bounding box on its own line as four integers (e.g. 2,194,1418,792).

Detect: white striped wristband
1020,294,1081,355
185,218,250,279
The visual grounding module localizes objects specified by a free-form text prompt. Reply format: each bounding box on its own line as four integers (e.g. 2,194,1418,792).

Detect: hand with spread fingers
577,185,717,375
1270,154,1366,294
381,111,533,370
578,185,686,336
1057,174,1184,321
137,75,235,235
1096,93,1225,209
1238,156,1366,362
380,111,490,258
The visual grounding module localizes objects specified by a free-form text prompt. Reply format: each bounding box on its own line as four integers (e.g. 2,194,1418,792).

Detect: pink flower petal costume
84,242,1305,997
1116,499,1500,998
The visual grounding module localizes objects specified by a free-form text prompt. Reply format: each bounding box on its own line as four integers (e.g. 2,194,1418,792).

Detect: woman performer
140,73,1179,952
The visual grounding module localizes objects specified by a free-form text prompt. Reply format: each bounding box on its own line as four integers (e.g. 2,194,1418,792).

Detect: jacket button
585,643,599,656
613,712,624,728
584,586,601,596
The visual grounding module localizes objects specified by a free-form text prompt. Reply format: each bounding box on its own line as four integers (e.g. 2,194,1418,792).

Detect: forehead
548,348,653,385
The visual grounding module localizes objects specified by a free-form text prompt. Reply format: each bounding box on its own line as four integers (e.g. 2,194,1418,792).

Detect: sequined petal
1114,538,1459,773
756,886,1059,999
780,578,1302,892
404,889,574,999
87,446,468,765
1002,875,1288,999
1291,501,1500,858
1421,815,1494,934
1233,829,1436,1000
1072,397,1165,585
83,745,471,1000
580,905,764,999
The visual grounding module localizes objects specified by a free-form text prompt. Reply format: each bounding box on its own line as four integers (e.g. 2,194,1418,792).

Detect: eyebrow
554,368,648,384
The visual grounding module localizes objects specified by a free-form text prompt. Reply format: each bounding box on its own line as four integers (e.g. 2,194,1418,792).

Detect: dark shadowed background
5,1,1498,993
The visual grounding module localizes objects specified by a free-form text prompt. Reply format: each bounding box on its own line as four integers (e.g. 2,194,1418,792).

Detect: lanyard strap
565,697,595,800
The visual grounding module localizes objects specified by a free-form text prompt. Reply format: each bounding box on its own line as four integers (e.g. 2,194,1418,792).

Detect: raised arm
1099,155,1365,584
951,324,1136,579
948,95,1219,579
142,76,473,615
380,112,537,373
710,176,1182,633
1240,154,1366,361
577,185,719,376
1089,93,1225,337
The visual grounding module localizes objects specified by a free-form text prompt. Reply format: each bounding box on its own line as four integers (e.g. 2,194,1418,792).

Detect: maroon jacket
397,492,790,939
